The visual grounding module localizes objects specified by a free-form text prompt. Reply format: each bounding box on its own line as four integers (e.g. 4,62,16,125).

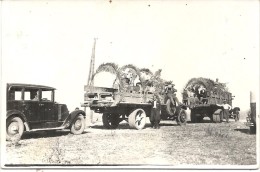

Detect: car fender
6,110,30,131
6,110,28,122
62,110,86,128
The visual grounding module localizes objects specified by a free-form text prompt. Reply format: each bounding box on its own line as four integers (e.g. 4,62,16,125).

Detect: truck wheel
196,116,204,123
250,125,256,134
128,109,146,130
166,99,176,116
176,109,187,125
212,114,220,123
70,115,85,134
102,113,120,129
6,117,24,141
190,110,196,123
190,114,203,123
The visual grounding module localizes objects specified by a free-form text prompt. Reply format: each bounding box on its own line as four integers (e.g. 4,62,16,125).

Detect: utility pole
87,38,97,86
86,38,97,124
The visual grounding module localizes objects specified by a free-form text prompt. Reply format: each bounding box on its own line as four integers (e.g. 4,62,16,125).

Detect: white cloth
223,103,232,110
153,101,157,108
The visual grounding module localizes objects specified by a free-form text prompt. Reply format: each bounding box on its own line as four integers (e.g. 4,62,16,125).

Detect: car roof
7,83,56,90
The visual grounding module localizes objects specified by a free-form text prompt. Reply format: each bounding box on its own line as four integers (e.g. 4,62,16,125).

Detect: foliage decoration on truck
90,62,173,103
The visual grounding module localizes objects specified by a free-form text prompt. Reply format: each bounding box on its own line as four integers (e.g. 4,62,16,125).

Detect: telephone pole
87,38,97,86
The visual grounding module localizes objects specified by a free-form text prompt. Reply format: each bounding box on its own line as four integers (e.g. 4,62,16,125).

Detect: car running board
28,126,66,132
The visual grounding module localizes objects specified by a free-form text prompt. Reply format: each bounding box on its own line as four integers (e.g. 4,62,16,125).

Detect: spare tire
176,109,187,125
166,99,176,116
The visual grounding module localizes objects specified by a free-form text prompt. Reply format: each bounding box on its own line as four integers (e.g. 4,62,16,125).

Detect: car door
23,88,44,122
40,89,56,121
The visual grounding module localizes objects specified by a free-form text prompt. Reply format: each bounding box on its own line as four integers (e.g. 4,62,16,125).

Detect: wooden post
249,90,257,134
250,91,256,122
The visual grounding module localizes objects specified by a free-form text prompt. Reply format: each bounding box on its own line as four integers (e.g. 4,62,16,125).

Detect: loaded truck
82,64,187,130
182,77,240,123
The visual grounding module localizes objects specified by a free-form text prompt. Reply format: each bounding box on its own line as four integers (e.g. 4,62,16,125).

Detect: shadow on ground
89,121,180,130
234,128,251,134
21,130,89,140
187,119,213,124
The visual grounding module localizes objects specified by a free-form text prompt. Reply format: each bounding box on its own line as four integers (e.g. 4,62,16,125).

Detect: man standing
218,100,232,123
150,94,161,129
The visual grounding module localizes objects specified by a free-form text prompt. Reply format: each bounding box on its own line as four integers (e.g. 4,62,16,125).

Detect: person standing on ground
218,100,232,123
150,94,161,129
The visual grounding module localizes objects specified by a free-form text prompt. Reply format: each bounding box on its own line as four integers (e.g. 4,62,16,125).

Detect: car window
14,91,22,100
9,87,23,101
24,89,39,101
24,91,32,100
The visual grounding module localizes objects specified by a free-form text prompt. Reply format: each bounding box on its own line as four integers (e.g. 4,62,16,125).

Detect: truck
82,63,188,130
182,77,239,123
6,83,86,140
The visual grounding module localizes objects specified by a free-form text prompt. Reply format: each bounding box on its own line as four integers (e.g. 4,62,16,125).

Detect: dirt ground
4,113,257,167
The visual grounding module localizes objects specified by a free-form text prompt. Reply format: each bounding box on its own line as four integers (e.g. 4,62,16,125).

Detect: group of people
183,86,208,107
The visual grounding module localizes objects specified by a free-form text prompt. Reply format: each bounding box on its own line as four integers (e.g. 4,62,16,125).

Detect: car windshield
42,89,53,102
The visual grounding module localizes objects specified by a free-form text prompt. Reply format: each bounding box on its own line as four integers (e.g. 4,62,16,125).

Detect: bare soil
4,114,257,167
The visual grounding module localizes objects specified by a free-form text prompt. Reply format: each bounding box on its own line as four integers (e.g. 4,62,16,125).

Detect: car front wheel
70,115,85,135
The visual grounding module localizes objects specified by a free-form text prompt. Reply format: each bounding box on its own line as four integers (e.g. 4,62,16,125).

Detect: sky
1,0,259,112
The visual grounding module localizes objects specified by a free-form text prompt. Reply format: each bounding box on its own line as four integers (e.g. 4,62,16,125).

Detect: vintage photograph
1,0,259,169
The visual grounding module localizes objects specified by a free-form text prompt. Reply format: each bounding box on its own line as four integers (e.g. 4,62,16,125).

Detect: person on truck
150,94,161,129
189,93,196,108
182,89,189,105
194,94,200,105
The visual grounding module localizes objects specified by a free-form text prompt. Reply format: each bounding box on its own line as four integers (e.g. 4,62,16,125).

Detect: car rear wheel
70,115,85,135
6,117,24,141
166,99,176,116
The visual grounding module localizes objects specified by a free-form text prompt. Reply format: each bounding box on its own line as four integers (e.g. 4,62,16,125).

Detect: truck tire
190,109,196,123
6,117,24,141
212,109,222,123
166,99,176,116
196,116,204,123
70,115,85,134
102,113,120,129
176,109,187,125
128,108,146,130
190,114,203,123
